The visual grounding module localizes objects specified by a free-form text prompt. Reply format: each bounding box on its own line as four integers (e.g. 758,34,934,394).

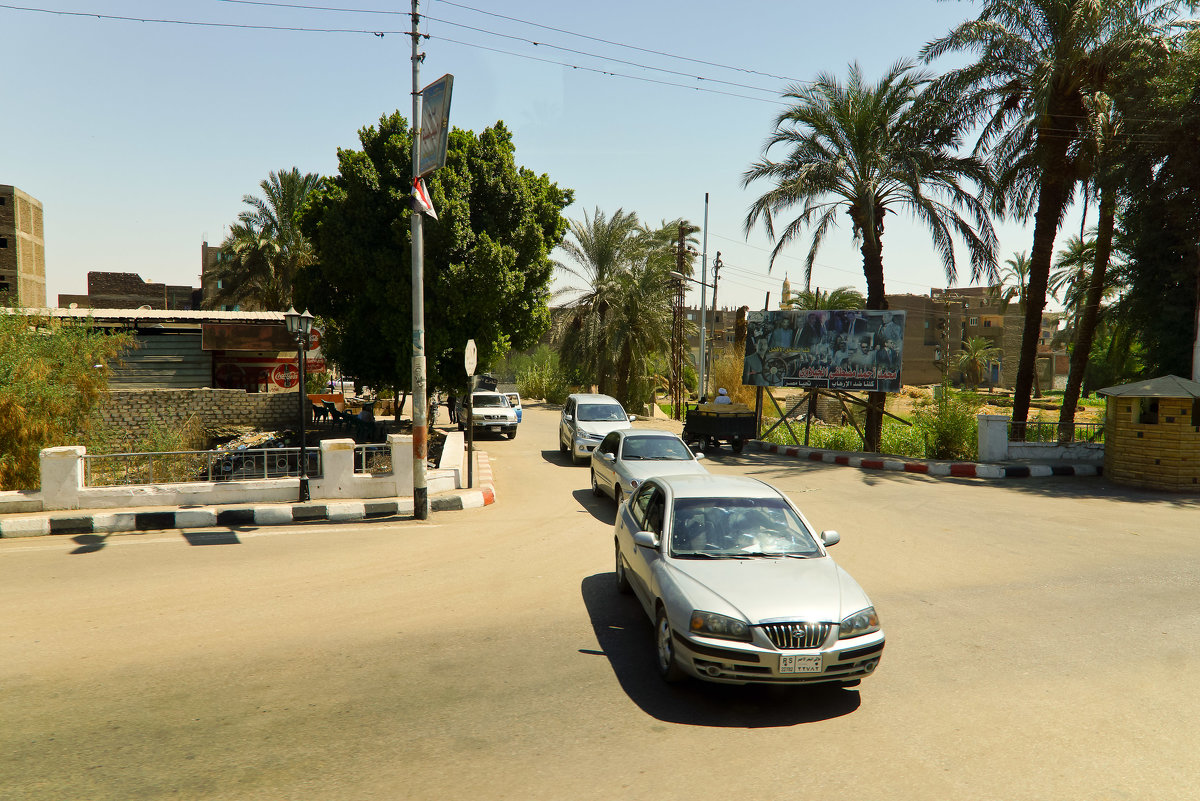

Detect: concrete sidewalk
0,452,496,539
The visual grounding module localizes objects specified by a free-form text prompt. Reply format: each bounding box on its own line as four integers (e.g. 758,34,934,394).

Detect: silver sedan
614,473,885,686
590,429,707,506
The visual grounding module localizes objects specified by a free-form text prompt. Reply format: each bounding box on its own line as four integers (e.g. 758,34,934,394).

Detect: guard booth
1098,375,1200,492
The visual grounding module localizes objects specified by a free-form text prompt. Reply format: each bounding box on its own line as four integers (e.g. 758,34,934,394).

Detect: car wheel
591,469,603,497
615,486,625,507
655,608,686,683
572,450,586,466
559,436,568,455
615,542,632,595
507,428,517,440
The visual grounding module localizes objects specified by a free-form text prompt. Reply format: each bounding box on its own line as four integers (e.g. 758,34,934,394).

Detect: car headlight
576,431,600,441
839,607,880,639
689,611,752,642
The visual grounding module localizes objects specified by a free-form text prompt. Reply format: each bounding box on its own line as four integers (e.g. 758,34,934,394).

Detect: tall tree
555,214,695,410
554,208,644,396
1113,27,1200,379
743,60,997,451
297,113,573,395
205,168,323,311
923,0,1186,428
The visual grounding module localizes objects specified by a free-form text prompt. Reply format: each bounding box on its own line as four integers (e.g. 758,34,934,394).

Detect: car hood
665,556,870,623
575,420,630,438
621,459,708,483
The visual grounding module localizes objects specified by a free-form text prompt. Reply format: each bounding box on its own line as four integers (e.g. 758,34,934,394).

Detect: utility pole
698,193,709,400
409,0,429,519
672,222,686,419
707,251,722,387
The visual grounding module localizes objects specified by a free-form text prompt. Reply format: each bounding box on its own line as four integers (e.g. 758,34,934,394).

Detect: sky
3,0,1086,314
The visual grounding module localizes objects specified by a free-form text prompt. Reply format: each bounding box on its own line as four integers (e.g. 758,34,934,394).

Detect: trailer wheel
731,436,745,454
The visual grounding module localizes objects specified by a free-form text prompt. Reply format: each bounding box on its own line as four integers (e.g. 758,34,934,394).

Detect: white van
461,391,518,439
559,393,635,465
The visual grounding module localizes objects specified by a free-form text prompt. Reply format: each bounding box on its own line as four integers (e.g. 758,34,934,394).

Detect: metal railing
1008,421,1105,444
354,444,392,475
84,447,323,488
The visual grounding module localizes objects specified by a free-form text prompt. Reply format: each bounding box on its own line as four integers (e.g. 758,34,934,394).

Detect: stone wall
95,389,303,443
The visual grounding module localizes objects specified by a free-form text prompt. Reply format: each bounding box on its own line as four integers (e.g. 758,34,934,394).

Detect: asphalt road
3,401,1199,800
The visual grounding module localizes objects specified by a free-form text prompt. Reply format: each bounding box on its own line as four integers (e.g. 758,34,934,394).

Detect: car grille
759,622,833,650
480,413,506,421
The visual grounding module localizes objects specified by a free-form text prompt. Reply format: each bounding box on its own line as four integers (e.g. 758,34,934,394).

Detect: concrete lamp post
284,307,315,502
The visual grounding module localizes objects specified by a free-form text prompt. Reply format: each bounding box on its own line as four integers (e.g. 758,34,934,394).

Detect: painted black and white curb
0,454,496,539
754,441,1103,479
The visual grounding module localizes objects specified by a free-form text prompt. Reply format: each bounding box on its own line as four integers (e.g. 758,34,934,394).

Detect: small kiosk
1098,375,1200,492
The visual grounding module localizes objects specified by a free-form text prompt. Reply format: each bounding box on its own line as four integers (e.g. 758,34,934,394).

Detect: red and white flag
412,178,438,220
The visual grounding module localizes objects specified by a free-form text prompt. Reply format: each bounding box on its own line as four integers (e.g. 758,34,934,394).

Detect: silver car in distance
614,473,884,686
590,429,707,506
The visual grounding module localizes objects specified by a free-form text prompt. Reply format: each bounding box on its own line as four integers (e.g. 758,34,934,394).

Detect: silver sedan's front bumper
572,439,600,458
672,627,885,685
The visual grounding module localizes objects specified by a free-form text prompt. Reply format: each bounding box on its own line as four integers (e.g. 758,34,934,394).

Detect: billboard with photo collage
741,309,906,392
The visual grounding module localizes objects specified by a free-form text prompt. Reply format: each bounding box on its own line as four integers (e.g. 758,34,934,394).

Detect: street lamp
284,306,315,502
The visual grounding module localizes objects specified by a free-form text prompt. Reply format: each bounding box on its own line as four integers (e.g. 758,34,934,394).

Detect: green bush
911,387,981,460
759,388,981,461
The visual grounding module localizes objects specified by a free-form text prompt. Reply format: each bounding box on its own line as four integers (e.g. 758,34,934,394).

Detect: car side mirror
628,415,637,422
564,413,573,421
602,452,615,461
820,530,840,547
633,530,659,549
693,452,706,461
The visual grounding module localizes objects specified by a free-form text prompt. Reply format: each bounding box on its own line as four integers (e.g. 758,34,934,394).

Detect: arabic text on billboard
742,309,905,392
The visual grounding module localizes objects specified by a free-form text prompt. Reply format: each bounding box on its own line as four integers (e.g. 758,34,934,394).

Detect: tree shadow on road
579,573,861,728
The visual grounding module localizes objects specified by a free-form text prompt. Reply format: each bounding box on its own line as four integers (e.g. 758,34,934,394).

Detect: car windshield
578,403,626,422
474,395,508,408
669,497,821,559
621,436,692,461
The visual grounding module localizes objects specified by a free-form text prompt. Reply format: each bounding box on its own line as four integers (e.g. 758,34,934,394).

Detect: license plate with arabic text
779,654,822,674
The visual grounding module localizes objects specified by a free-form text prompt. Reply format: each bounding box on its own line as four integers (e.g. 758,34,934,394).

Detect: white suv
461,391,518,439
559,393,634,465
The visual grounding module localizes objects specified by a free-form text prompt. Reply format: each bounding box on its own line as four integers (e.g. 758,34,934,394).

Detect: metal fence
84,448,324,488
1008,421,1106,444
354,444,392,475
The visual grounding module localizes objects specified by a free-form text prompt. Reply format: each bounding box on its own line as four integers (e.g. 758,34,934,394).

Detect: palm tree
923,0,1185,428
205,168,323,311
553,207,644,396
787,286,866,311
1058,93,1127,436
742,60,997,452
990,251,1033,314
606,246,678,407
954,336,1004,390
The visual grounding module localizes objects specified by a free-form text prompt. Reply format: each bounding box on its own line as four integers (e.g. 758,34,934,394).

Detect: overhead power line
215,0,811,84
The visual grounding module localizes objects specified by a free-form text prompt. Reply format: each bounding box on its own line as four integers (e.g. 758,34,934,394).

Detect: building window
969,316,979,326
1139,398,1159,425
0,238,6,248
983,319,992,327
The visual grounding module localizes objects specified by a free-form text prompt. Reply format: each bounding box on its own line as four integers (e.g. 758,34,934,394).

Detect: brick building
58,271,202,310
0,185,47,307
